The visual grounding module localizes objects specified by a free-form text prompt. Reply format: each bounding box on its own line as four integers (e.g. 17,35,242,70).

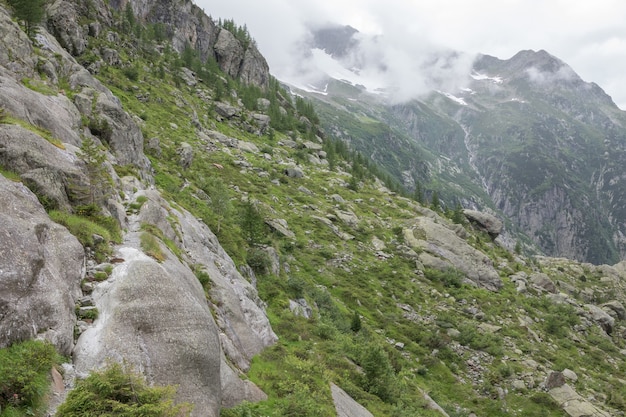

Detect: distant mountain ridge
298,32,626,264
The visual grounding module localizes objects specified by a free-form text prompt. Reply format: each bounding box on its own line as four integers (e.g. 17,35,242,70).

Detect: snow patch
438,91,468,106
471,72,503,84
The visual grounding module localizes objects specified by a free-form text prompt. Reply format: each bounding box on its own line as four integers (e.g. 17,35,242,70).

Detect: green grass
1,115,65,149
140,231,165,262
0,340,60,417
49,209,120,261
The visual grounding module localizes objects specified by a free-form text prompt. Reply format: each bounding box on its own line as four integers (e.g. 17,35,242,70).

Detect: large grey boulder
331,383,374,417
584,304,615,335
549,384,611,417
529,272,558,293
0,124,85,210
239,45,270,89
174,207,278,370
405,216,503,291
463,209,503,238
129,190,276,405
0,6,37,76
73,247,222,417
0,176,84,355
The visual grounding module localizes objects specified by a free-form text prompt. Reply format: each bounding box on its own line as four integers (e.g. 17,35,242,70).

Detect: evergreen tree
201,177,232,234
8,0,46,37
430,190,441,212
76,137,112,206
413,182,424,204
239,200,266,245
451,203,465,224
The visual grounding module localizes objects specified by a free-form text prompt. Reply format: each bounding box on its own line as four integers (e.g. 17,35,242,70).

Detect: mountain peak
310,24,360,58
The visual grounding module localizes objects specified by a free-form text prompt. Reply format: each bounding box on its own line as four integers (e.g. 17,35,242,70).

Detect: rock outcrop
72,246,222,417
104,0,270,89
331,383,374,417
405,216,503,291
0,176,84,355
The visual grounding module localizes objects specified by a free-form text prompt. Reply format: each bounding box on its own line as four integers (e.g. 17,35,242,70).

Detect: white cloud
198,0,626,108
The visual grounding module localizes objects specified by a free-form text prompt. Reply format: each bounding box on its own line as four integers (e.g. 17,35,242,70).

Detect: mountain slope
3,2,626,417
297,32,626,264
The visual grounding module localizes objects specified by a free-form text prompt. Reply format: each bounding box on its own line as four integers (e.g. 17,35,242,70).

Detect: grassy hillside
78,14,626,417
3,4,626,416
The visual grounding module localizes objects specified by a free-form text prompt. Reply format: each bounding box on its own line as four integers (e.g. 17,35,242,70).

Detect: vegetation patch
0,339,60,417
55,362,192,416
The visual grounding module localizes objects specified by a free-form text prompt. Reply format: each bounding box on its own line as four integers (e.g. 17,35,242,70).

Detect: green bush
246,248,271,275
424,267,463,288
0,339,59,416
56,362,191,416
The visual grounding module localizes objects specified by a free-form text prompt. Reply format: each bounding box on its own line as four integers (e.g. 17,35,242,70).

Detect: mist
199,0,626,108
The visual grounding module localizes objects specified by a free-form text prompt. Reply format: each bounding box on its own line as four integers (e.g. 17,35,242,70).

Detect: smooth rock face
463,209,503,238
407,216,503,291
73,247,222,417
131,191,276,404
0,124,85,210
174,207,278,369
0,176,84,355
331,383,374,417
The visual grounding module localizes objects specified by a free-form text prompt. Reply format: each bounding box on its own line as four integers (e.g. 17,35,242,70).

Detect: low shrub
0,339,60,416
55,362,191,416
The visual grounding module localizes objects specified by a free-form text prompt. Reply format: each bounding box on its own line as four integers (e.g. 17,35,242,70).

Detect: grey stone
545,371,566,389
405,217,503,291
602,300,626,320
463,209,503,238
265,218,296,239
0,176,84,355
584,304,615,334
331,383,374,417
289,299,313,319
549,384,611,417
284,167,304,178
530,273,558,293
47,0,87,56
214,29,245,79
178,142,193,169
73,247,222,417
214,101,240,119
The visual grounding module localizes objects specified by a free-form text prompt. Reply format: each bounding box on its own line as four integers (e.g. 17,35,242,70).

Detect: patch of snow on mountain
471,72,503,84
309,48,386,94
438,91,468,106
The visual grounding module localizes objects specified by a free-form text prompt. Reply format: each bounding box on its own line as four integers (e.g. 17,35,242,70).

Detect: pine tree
76,137,112,206
413,182,424,204
430,191,441,212
8,0,46,37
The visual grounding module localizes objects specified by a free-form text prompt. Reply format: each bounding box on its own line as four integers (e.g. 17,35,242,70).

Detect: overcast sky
198,0,626,108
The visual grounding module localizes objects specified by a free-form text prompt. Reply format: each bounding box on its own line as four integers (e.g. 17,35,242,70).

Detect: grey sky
198,0,626,108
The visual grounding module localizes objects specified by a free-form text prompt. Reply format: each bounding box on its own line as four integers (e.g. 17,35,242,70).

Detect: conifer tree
76,137,112,206
430,190,441,212
8,0,46,37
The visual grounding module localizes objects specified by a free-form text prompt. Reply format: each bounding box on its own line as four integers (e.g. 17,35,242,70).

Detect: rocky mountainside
301,30,626,266
3,1,626,417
